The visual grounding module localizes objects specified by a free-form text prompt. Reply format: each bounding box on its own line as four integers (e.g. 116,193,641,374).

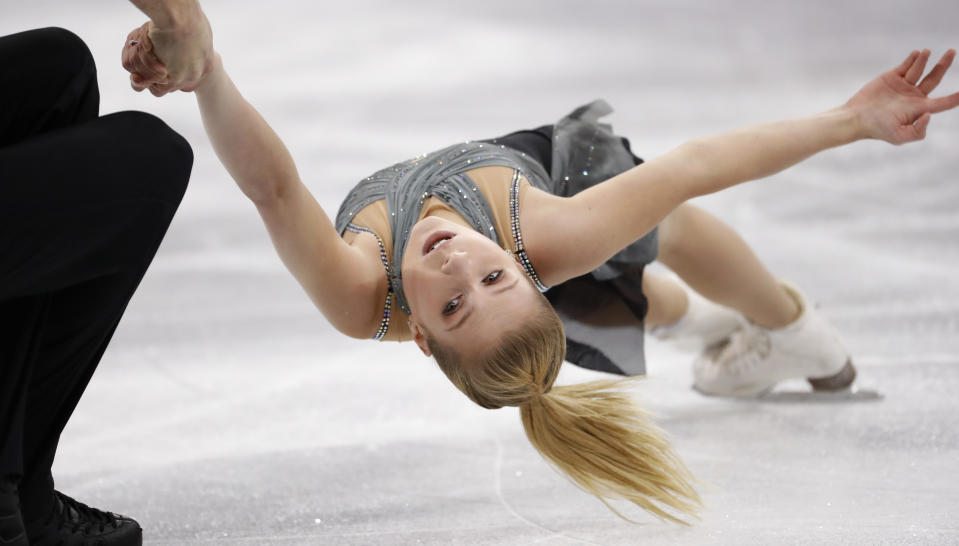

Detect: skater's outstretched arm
528,49,959,284
122,22,387,339
198,58,388,338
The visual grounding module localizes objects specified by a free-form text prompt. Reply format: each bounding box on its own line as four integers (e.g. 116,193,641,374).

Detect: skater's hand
122,7,214,96
845,49,959,145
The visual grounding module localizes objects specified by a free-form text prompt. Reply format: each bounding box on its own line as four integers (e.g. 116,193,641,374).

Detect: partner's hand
121,6,214,96
122,22,167,94
846,49,959,144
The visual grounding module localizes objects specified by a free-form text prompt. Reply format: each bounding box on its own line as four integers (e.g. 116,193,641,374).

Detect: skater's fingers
895,50,920,77
917,49,955,95
926,90,959,114
905,49,931,85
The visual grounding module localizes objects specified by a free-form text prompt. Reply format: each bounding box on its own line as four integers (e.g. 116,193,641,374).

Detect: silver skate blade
756,386,884,403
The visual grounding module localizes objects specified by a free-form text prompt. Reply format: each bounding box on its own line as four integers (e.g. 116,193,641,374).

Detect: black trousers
0,28,192,520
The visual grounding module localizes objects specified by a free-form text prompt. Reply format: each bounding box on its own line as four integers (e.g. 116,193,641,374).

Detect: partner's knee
21,27,95,80
101,111,194,207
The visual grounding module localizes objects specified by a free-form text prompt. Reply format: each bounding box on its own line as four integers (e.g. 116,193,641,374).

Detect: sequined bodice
335,141,553,340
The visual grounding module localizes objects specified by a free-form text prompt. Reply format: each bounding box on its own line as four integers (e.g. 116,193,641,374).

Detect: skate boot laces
711,321,772,377
693,280,852,397
25,490,141,545
50,491,121,536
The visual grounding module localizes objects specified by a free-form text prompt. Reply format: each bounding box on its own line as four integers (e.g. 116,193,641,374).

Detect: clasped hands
121,11,214,97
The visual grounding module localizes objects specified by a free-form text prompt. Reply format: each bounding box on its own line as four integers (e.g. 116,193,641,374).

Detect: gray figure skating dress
335,100,658,376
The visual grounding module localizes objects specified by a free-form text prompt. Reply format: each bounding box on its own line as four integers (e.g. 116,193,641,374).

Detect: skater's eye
483,269,504,285
443,270,504,316
443,296,462,316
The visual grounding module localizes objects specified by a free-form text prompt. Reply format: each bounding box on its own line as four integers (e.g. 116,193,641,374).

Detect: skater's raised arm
122,22,386,338
191,56,386,338
531,49,959,283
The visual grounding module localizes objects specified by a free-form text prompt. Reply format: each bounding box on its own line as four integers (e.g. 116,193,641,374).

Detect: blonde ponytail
429,289,701,524
521,379,700,524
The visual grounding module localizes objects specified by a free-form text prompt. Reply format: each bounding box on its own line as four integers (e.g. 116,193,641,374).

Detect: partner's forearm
194,57,299,204
671,107,863,199
128,0,198,28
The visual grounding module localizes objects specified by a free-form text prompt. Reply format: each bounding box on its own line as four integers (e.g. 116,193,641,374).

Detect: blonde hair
428,290,702,524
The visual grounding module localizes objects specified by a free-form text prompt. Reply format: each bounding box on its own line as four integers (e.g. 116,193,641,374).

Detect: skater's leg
642,270,747,348
1,112,191,519
17,274,157,520
655,204,853,395
656,202,799,329
0,109,192,299
0,27,99,146
0,33,192,534
0,26,183,300
0,27,104,545
641,273,687,328
0,297,49,485
0,27,189,545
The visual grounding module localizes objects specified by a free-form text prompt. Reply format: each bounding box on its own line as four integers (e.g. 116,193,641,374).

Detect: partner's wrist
194,52,223,95
146,0,202,31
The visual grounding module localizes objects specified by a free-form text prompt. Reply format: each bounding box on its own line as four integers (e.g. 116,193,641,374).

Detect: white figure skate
692,281,860,398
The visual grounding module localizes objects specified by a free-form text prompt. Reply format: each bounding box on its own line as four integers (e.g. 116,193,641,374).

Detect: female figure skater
126,5,959,523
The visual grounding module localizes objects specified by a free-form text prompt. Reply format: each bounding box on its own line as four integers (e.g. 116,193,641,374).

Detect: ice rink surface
4,0,959,543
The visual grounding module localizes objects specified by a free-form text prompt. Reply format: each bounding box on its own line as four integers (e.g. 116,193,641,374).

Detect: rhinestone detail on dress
345,223,392,340
508,169,548,292
336,140,553,317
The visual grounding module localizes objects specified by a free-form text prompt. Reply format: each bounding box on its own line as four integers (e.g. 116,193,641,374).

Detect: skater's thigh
641,270,688,327
0,111,191,208
657,203,713,259
0,111,192,299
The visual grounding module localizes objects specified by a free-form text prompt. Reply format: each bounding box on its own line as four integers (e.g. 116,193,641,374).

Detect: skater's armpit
255,181,387,339
520,155,690,286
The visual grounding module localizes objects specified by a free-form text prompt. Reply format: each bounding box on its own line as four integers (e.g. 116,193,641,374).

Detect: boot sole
807,358,856,391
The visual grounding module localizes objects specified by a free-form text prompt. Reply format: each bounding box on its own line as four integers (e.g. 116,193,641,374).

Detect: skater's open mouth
423,231,456,256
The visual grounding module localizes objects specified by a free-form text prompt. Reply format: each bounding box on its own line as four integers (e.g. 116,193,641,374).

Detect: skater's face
402,216,541,356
